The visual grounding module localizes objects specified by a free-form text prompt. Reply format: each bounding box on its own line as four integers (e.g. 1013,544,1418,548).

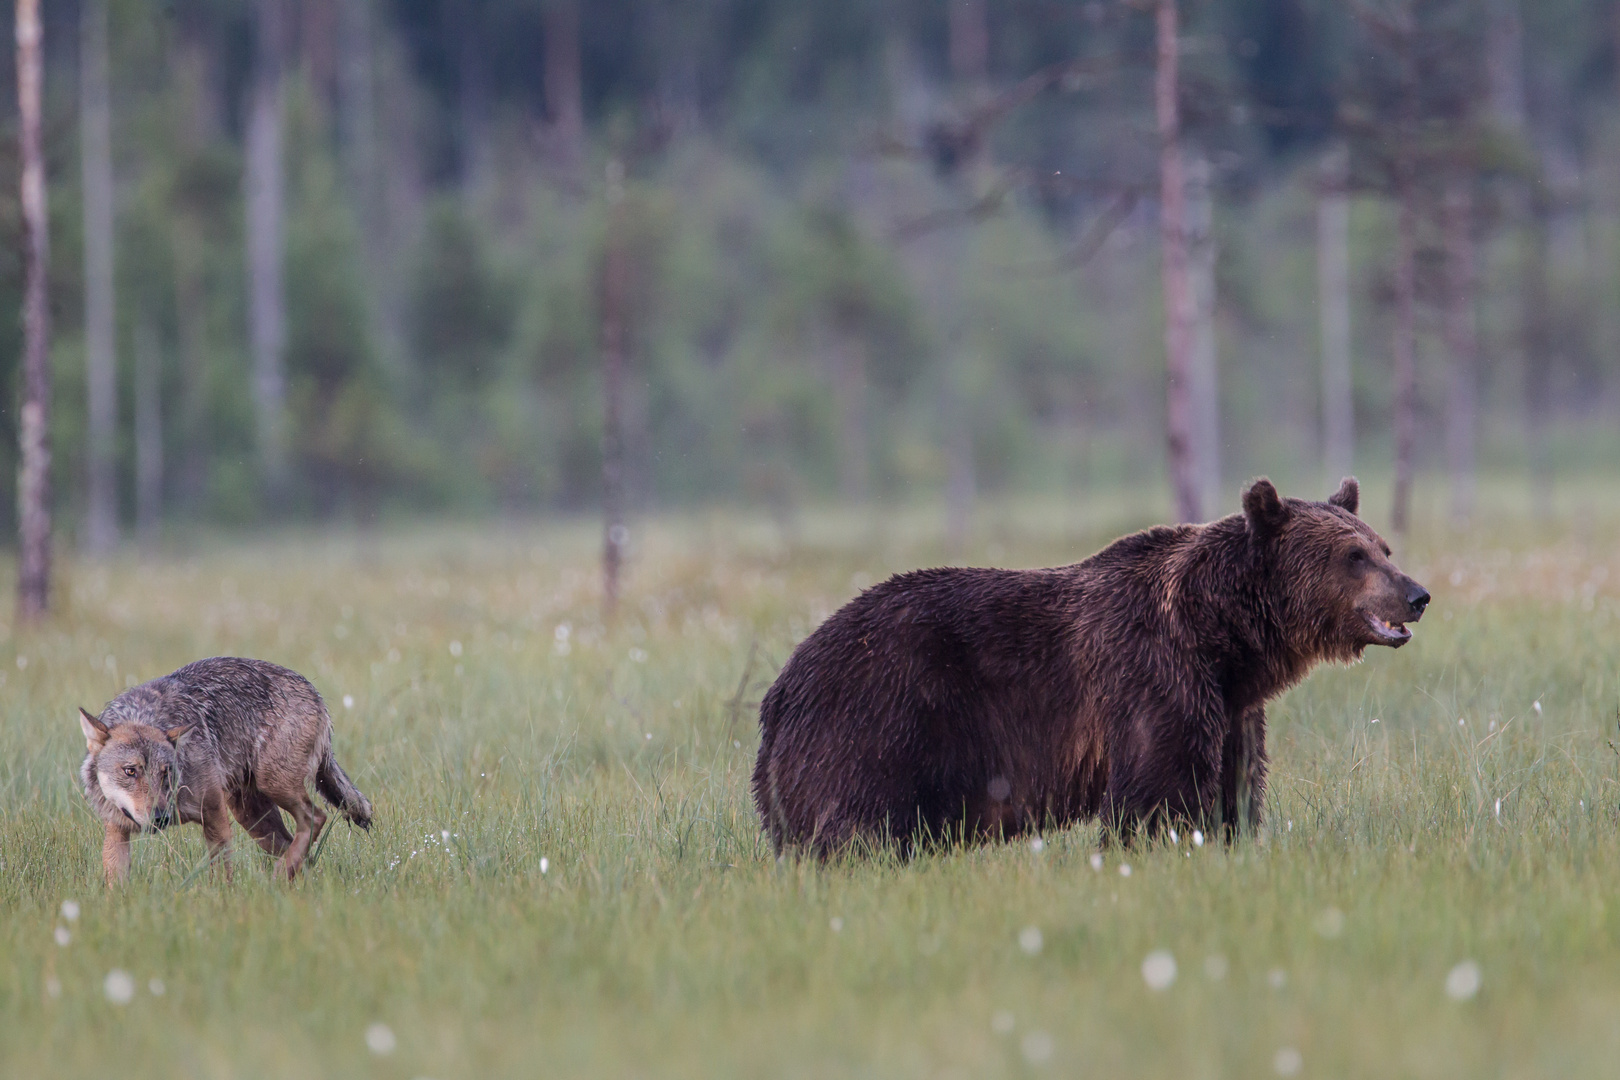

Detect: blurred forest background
2,0,1618,550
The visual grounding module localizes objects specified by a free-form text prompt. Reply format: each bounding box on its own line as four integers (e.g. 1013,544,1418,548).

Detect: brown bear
752,477,1428,855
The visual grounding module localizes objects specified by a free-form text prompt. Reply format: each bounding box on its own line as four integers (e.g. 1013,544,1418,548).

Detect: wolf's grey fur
77,657,372,883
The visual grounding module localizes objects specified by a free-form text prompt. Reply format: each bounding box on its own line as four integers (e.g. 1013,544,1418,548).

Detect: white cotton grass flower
1204,954,1228,981
1168,827,1179,845
148,978,165,996
1268,968,1287,990
365,1022,397,1055
1314,907,1345,939
44,976,61,999
991,1010,1015,1035
1446,961,1482,1001
1018,927,1043,955
829,916,844,933
103,969,135,1005
1118,863,1132,877
448,640,463,658
1028,836,1044,853
1533,700,1542,715
1273,1047,1303,1076
1192,830,1205,847
60,900,80,922
539,857,549,874
1141,950,1176,990
53,926,70,947
342,694,354,710
1089,852,1104,871
1020,1030,1054,1064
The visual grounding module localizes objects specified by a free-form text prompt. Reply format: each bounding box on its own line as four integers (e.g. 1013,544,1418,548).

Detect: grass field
2,485,1619,1079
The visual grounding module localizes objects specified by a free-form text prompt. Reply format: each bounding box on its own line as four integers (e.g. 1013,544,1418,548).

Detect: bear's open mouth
1364,612,1412,646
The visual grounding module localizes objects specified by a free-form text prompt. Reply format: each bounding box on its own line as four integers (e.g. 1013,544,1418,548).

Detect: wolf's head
77,709,191,832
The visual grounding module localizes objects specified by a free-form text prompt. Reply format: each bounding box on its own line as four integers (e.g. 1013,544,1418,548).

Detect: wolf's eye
122,764,139,779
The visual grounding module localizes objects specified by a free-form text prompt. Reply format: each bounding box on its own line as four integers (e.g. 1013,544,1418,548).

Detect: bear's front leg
1219,705,1269,841
1099,694,1228,846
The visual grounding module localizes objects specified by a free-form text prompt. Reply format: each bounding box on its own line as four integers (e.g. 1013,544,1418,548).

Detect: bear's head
1242,476,1430,661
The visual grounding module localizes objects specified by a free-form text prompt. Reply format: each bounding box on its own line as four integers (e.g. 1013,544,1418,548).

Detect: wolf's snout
151,807,173,830
1405,582,1431,620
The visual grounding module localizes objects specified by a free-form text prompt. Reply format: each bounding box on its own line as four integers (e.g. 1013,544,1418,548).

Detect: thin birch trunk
15,0,51,620
1442,169,1478,523
133,317,163,546
601,161,629,618
1185,148,1220,515
543,0,584,182
1523,197,1552,518
833,335,870,504
339,0,376,226
246,0,289,499
943,0,987,551
1317,140,1354,484
81,0,118,554
1156,0,1200,523
1391,169,1418,534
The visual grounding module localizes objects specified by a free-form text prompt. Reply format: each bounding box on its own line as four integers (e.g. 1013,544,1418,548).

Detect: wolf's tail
315,750,373,829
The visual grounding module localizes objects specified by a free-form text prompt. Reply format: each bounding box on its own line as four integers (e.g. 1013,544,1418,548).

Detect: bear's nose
1406,584,1430,617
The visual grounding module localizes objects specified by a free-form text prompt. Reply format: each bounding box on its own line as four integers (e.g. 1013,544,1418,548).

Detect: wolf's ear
78,708,110,753
1243,477,1289,538
1328,476,1360,515
162,723,194,745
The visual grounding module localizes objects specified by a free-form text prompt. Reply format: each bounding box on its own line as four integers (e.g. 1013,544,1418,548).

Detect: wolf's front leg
202,788,234,882
102,824,131,884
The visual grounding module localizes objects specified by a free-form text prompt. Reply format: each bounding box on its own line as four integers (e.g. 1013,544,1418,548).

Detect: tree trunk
1442,168,1478,524
542,0,584,181
80,0,118,554
1523,195,1552,518
948,0,988,87
133,316,163,546
1185,147,1221,516
1317,140,1354,485
1390,169,1418,534
832,334,870,504
941,0,988,551
246,0,289,501
1156,0,1200,524
601,161,629,618
15,0,51,620
339,0,376,221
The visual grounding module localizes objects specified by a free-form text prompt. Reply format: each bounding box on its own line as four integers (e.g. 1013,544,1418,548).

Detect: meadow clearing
1,484,1618,1079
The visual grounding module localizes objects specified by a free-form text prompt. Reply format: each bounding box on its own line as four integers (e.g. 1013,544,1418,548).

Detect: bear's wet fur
753,477,1430,855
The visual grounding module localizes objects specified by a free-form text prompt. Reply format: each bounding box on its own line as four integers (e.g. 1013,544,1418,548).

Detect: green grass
2,487,1619,1079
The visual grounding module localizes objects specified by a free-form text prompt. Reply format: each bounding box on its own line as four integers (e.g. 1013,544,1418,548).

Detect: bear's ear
1242,477,1288,538
1328,476,1360,515
78,707,110,753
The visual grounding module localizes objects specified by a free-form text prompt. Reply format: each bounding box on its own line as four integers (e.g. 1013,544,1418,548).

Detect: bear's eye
1348,549,1367,565
122,764,139,779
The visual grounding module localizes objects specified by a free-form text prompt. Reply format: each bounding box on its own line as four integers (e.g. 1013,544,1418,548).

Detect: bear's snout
1404,581,1430,620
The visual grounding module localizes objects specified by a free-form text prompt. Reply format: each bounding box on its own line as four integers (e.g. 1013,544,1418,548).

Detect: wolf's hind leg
231,790,294,856
264,787,327,881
